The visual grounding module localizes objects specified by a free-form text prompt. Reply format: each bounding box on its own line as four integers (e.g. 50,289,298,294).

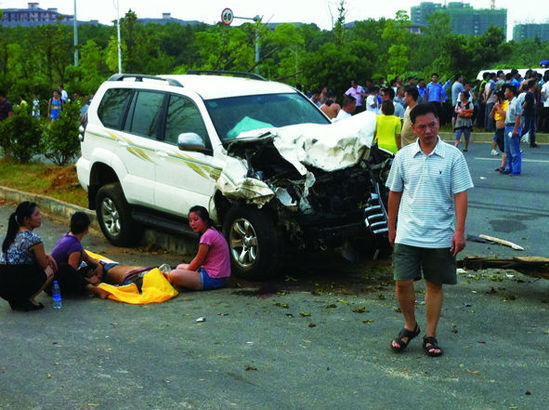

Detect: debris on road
467,234,524,250
459,256,549,279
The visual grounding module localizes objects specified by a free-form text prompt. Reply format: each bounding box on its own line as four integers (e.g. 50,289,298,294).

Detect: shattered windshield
204,93,330,144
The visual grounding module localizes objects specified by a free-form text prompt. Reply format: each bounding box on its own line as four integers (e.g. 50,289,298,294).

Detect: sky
1,0,548,39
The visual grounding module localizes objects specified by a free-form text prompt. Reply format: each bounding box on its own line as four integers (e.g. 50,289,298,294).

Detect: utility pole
115,0,122,74
221,9,262,72
73,0,78,66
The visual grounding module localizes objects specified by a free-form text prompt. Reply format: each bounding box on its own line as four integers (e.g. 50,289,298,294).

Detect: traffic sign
221,8,234,25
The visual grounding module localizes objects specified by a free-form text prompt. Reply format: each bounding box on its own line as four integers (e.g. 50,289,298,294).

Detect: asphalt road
1,141,548,409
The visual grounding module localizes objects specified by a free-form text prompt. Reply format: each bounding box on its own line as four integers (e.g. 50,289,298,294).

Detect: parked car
76,72,392,279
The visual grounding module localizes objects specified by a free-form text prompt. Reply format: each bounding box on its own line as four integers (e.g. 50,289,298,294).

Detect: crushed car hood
216,111,377,205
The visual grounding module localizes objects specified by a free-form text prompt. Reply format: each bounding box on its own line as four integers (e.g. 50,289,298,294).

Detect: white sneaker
490,149,499,156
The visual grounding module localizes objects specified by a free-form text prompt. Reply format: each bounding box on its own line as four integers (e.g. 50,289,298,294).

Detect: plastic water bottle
52,280,63,309
158,263,171,273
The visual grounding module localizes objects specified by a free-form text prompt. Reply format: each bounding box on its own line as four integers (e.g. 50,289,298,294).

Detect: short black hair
382,87,395,100
70,212,91,234
527,79,536,90
342,94,356,106
404,85,419,101
381,100,395,115
410,103,439,124
504,84,517,95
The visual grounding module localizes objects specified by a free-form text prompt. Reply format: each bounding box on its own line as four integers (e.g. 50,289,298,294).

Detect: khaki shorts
393,243,457,285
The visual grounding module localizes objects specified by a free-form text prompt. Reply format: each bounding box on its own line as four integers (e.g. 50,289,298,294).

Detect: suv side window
165,94,211,150
124,91,166,139
97,88,133,130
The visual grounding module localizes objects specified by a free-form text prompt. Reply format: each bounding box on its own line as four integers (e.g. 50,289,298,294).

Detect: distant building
0,2,73,26
513,24,549,41
411,2,507,37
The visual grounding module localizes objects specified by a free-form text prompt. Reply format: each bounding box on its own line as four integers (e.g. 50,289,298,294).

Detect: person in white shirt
334,95,356,121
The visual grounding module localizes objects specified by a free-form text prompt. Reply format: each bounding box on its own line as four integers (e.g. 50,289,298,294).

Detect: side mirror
177,132,206,152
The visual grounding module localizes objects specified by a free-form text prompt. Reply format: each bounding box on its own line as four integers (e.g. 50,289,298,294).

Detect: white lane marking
475,157,549,164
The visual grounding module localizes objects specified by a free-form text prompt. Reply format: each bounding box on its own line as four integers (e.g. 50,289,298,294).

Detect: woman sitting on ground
0,201,55,311
165,206,231,290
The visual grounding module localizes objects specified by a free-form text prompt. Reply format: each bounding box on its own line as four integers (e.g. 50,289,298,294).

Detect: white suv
77,72,392,279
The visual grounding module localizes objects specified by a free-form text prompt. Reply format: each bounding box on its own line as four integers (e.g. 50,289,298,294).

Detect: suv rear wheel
223,206,283,280
96,183,142,246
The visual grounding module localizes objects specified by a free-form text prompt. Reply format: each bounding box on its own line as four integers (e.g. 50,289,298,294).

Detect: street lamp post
73,0,78,66
114,0,122,74
221,9,262,73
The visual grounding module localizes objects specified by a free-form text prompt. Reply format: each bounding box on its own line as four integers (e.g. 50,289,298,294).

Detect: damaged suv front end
213,111,393,278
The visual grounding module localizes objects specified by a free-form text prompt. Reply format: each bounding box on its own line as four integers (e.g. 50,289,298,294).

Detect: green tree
331,0,347,46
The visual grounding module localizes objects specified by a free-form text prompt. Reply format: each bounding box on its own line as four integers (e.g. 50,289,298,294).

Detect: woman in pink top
166,206,231,290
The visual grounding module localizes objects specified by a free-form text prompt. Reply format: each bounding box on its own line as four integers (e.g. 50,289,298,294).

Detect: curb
0,185,196,256
439,131,549,143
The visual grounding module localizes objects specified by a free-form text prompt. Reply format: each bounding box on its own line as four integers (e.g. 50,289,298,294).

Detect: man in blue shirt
426,73,446,123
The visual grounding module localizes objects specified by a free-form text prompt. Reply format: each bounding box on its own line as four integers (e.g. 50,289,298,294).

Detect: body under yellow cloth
86,251,179,304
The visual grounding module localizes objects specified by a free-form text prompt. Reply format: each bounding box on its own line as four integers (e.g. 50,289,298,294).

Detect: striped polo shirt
386,137,474,248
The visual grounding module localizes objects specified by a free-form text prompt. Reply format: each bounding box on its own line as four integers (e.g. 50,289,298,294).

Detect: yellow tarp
86,251,179,305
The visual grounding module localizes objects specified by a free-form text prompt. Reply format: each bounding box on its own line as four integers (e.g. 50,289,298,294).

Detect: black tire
222,206,283,280
95,183,142,246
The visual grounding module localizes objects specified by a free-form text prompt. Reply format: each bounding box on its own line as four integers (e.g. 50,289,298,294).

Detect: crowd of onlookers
0,85,92,124
305,69,548,175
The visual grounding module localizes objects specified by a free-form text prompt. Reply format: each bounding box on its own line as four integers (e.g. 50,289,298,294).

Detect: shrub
41,100,82,165
0,104,42,163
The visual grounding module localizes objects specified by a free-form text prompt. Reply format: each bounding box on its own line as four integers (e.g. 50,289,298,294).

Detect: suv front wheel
223,206,283,280
96,183,142,246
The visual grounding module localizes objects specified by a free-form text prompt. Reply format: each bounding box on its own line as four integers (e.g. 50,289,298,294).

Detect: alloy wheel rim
229,218,258,269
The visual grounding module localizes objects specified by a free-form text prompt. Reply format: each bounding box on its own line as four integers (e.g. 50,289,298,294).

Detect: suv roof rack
108,73,183,87
186,70,267,81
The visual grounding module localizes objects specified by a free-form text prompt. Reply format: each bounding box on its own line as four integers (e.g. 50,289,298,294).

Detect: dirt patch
42,164,81,193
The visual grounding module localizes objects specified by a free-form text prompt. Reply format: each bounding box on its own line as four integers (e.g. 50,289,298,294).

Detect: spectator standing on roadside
541,70,549,133
0,90,14,122
31,93,40,118
334,95,356,121
400,86,419,148
375,100,401,153
491,91,508,172
394,86,406,109
58,85,68,103
454,91,474,152
451,74,465,130
386,103,473,358
495,71,506,93
417,79,427,104
345,80,367,113
522,80,538,148
484,73,497,132
320,90,341,119
381,87,404,119
502,85,522,176
510,69,521,90
48,90,63,121
366,87,380,114
310,89,322,107
476,73,488,128
426,73,445,120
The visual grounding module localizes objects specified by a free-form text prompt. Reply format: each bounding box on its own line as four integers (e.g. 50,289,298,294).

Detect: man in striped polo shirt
386,103,474,357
